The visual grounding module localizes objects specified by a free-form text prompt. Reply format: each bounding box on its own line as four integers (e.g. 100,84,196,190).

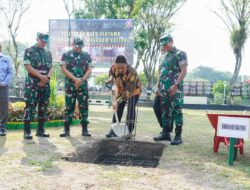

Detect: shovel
111,110,129,137
107,83,130,137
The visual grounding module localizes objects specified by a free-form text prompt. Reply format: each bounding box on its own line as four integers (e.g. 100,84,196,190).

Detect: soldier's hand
74,78,83,89
40,75,49,84
169,85,178,96
38,81,46,87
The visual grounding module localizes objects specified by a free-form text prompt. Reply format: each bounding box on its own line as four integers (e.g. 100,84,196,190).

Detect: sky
0,0,250,75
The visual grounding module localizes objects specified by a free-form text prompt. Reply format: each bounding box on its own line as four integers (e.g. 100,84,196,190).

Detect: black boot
36,122,49,137
60,124,70,137
0,127,6,136
24,122,32,140
154,127,171,141
82,125,91,137
105,128,117,138
128,124,134,135
171,125,183,145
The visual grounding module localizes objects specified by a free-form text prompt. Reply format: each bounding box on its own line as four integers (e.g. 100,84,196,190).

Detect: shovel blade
111,123,129,137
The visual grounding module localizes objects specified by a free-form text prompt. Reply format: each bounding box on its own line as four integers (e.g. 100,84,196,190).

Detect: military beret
73,37,84,48
37,32,49,43
160,34,173,46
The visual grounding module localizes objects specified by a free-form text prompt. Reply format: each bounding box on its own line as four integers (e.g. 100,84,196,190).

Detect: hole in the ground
62,139,166,168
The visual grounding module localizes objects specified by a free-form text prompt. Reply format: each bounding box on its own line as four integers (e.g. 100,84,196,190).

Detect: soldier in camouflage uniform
60,37,92,137
23,32,53,140
153,34,188,145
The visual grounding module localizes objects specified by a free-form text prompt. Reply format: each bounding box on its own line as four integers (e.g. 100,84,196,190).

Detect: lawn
0,106,249,190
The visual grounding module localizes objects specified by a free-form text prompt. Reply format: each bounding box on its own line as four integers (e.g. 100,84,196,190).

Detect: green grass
0,106,249,189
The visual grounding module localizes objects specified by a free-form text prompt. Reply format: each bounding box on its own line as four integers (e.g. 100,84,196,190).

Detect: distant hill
185,66,250,82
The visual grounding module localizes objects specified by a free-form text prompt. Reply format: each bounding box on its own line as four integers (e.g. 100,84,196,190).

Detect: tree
212,80,230,104
212,80,230,95
61,0,79,46
75,0,145,19
138,71,157,88
135,0,186,98
75,0,186,100
214,0,250,86
94,73,109,86
0,0,31,76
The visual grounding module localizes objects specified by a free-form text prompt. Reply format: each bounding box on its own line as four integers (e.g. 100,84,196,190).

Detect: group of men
0,32,187,145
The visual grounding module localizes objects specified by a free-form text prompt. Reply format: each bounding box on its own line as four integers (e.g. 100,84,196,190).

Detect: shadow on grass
158,126,250,189
21,137,63,176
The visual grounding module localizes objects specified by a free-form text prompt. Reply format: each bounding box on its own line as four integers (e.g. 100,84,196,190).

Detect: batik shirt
109,64,141,103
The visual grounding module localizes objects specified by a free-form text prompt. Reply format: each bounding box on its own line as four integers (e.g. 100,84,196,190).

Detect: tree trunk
146,76,153,101
230,51,242,87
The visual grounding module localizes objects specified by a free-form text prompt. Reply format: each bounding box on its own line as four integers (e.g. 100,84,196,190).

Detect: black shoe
171,136,182,145
60,125,70,137
105,129,117,138
24,132,33,140
60,131,70,137
153,132,171,141
36,130,50,137
0,128,6,136
82,125,91,137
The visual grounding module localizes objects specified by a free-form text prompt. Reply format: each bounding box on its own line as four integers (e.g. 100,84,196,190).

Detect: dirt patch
62,138,166,167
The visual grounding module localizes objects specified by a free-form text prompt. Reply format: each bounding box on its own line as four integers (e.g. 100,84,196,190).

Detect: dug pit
62,138,166,168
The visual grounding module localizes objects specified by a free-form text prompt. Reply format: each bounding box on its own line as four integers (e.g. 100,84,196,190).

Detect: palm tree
214,0,250,86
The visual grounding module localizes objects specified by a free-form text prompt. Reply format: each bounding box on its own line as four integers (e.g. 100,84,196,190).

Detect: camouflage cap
37,32,49,43
73,37,84,48
160,34,173,46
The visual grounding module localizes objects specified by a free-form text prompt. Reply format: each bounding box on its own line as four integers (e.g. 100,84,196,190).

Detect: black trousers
153,95,174,132
112,95,139,132
153,95,162,127
0,86,9,128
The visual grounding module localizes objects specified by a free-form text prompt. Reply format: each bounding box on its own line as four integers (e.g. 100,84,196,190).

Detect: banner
49,19,134,68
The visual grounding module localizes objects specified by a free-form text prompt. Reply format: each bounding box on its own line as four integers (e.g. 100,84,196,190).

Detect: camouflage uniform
23,33,52,139
61,50,91,127
160,48,187,135
154,34,188,144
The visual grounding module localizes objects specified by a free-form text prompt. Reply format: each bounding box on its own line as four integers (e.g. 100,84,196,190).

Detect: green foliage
49,72,57,106
213,93,224,105
138,72,157,87
232,96,243,105
56,94,65,107
8,98,66,121
94,73,109,86
215,0,250,85
135,30,148,52
75,0,186,91
75,0,147,19
2,41,27,76
230,26,247,54
135,0,186,89
212,80,230,95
